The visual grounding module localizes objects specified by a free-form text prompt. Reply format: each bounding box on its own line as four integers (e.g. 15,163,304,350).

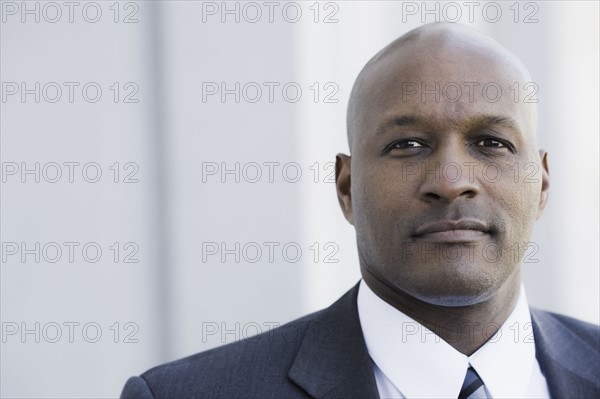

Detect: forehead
352,37,536,145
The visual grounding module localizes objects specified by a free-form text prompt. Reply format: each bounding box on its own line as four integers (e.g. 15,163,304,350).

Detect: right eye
385,139,425,152
394,140,423,148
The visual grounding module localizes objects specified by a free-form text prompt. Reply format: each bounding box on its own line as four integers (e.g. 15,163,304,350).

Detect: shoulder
530,307,599,349
135,313,320,398
120,286,359,399
530,307,599,395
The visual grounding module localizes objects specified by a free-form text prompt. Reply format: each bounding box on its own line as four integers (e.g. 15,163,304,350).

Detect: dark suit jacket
121,283,600,398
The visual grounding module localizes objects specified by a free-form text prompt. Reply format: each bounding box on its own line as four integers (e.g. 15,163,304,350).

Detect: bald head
335,21,550,322
347,23,538,153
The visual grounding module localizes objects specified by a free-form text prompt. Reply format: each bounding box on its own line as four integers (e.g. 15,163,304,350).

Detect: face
337,35,550,307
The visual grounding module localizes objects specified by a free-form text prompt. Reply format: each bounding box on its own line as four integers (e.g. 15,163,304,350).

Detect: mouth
413,219,491,243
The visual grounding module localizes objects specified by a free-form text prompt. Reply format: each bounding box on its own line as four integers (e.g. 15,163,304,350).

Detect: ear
335,153,354,225
536,150,550,220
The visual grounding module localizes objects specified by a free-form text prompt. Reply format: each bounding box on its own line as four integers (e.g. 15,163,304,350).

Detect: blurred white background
1,1,598,397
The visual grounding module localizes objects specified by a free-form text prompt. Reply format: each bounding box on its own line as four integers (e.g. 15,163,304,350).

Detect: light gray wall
1,1,597,397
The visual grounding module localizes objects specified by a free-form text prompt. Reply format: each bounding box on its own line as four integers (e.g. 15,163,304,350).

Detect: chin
399,272,501,307
414,290,495,307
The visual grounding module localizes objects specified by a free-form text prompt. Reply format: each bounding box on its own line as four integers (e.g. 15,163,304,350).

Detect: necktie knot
458,366,489,399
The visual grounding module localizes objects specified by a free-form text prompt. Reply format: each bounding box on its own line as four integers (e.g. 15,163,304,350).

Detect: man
121,23,599,398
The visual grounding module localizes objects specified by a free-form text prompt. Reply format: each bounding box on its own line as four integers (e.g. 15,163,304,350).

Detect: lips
413,219,490,242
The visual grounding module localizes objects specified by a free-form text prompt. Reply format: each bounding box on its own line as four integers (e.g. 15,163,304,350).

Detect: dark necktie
458,366,489,399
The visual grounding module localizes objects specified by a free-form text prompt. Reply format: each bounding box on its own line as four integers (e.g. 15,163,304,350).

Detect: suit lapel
531,308,600,398
288,283,380,399
287,288,600,398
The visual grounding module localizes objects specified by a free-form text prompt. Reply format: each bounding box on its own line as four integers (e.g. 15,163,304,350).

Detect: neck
360,266,521,356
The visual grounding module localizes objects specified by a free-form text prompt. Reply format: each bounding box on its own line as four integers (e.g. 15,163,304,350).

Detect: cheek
352,164,416,231
354,163,399,206
515,180,541,235
352,169,384,226
487,165,541,239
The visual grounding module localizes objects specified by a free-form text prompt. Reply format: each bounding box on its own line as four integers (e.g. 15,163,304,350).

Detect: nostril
461,190,477,199
424,192,441,201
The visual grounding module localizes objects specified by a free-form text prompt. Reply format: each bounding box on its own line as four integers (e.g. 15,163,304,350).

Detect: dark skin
335,24,550,356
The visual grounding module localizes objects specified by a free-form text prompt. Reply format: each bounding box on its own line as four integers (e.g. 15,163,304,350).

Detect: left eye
477,138,506,148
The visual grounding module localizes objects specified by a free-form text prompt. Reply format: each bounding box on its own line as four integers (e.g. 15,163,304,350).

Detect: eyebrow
473,115,519,131
374,114,520,136
375,115,421,136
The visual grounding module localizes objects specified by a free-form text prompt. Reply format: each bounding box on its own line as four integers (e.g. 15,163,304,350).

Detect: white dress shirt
357,280,550,398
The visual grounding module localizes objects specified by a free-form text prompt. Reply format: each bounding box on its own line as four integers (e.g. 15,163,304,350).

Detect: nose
418,153,480,204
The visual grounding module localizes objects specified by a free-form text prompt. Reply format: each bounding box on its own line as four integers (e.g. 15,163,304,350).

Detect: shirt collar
357,279,537,399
